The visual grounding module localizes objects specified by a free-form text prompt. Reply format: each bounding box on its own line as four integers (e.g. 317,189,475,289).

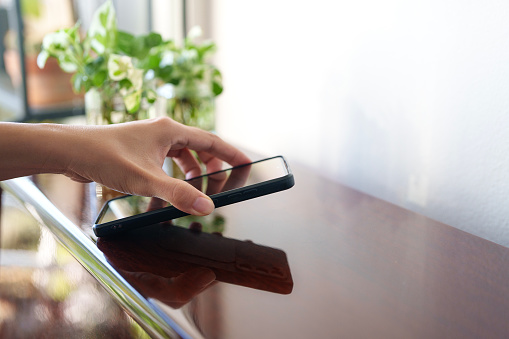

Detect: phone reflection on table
96,222,293,309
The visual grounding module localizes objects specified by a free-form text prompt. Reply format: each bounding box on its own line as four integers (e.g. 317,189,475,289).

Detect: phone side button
244,189,258,195
228,193,242,200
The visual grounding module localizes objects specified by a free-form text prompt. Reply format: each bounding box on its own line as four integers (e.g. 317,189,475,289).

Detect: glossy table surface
3,158,509,338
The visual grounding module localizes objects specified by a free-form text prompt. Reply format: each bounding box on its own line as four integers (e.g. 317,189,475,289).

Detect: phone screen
96,156,291,225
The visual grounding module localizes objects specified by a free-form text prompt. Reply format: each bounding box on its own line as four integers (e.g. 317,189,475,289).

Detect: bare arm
0,117,250,216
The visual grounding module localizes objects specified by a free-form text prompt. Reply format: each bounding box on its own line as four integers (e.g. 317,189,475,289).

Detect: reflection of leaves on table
175,213,225,234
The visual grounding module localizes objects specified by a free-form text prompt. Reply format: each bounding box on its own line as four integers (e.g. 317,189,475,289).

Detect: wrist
32,123,76,175
0,122,81,180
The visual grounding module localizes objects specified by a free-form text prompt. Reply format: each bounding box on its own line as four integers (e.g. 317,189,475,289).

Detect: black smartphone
93,155,294,237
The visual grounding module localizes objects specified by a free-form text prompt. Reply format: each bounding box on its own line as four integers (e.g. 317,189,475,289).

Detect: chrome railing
1,177,192,339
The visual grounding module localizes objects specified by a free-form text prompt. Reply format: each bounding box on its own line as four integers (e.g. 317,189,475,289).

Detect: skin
0,117,251,216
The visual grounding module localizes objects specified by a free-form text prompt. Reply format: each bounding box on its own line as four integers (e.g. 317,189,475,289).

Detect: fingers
195,150,225,173
204,171,227,195
166,121,251,167
172,148,202,180
171,149,238,196
222,163,251,192
171,148,205,192
195,150,228,195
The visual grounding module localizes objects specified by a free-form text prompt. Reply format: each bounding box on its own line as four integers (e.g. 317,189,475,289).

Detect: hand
63,117,250,215
0,118,250,216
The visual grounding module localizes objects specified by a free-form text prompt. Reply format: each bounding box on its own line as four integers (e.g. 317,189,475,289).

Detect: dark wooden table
2,158,509,338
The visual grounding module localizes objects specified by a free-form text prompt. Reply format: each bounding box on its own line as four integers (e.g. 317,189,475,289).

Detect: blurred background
2,0,509,249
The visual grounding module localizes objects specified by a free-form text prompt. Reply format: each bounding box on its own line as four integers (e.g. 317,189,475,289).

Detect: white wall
211,0,509,247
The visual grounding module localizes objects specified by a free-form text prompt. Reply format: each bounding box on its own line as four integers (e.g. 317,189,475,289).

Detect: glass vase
162,78,216,132
85,88,160,125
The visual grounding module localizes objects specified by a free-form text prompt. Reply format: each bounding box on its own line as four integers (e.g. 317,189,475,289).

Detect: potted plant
37,0,223,130
149,26,223,131
37,0,157,124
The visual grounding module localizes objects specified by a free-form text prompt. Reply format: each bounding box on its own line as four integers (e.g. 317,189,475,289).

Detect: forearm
0,122,73,180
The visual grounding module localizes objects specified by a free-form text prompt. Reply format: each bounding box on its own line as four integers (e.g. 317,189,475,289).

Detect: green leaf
41,30,71,54
212,68,223,96
88,0,117,55
90,36,106,55
92,70,108,87
143,32,163,49
58,55,78,73
108,54,134,81
212,80,223,96
137,53,161,71
71,73,83,93
131,37,146,58
37,50,49,69
71,73,91,93
84,56,106,75
155,65,174,83
66,22,81,42
146,89,157,104
196,40,216,60
116,30,135,55
119,78,132,89
115,31,162,60
124,90,142,113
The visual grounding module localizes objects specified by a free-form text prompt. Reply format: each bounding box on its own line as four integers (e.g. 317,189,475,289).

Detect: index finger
169,124,251,168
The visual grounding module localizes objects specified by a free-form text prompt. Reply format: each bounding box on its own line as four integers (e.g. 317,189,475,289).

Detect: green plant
143,26,223,128
37,1,156,114
37,0,223,127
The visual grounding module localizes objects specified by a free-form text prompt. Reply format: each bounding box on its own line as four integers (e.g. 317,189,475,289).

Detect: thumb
155,175,215,216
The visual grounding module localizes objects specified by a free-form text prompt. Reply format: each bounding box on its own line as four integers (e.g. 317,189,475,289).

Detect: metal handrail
1,177,191,339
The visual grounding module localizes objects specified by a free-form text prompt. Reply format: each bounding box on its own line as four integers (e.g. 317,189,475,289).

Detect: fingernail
192,197,214,215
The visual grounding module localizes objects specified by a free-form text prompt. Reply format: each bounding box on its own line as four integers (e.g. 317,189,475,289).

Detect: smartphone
93,155,294,237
